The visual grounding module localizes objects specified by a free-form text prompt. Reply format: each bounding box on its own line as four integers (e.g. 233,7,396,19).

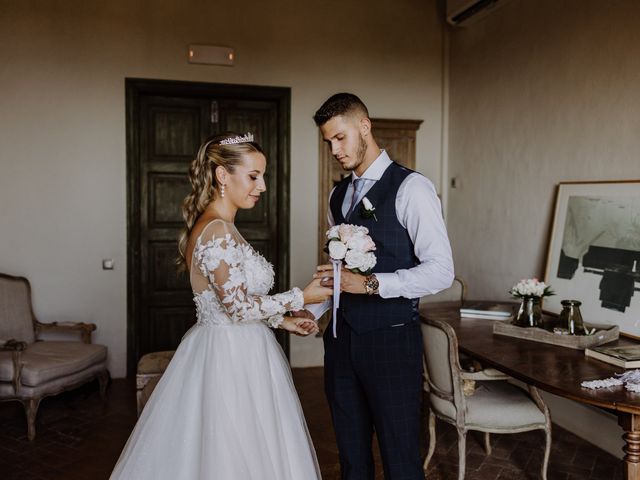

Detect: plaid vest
329,161,420,334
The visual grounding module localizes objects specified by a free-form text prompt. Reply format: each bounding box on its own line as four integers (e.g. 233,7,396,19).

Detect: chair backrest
0,274,36,343
420,276,467,306
421,316,465,423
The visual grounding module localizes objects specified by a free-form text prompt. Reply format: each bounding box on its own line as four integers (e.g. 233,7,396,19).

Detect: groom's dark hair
313,93,369,127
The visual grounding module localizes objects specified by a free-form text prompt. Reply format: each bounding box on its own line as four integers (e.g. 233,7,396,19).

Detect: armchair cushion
0,341,107,386
137,350,175,375
0,361,107,397
465,381,547,429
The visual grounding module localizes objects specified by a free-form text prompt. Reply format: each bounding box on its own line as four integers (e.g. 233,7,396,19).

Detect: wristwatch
363,274,379,295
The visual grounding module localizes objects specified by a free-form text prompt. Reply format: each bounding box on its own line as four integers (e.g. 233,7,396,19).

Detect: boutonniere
360,197,378,221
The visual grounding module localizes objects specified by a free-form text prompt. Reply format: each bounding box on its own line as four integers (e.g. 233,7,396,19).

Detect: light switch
102,259,114,270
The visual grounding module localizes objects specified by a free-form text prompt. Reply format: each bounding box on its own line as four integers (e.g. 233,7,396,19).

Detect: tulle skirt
110,322,321,480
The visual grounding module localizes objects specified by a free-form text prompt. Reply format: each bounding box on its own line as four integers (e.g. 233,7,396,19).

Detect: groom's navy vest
330,161,420,334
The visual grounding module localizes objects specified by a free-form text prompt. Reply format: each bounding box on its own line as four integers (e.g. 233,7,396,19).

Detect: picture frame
544,180,640,337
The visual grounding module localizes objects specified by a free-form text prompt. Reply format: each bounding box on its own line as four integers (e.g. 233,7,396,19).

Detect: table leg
619,413,640,480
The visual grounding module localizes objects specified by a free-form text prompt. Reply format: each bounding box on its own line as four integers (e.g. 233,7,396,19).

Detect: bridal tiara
219,133,254,145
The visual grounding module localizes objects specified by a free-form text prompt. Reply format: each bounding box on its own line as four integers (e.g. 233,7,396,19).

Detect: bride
111,133,331,479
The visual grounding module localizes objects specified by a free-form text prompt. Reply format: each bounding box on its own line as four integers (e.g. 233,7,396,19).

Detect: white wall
0,0,446,376
447,0,640,458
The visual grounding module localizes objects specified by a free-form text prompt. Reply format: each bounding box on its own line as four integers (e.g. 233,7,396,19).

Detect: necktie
346,178,365,220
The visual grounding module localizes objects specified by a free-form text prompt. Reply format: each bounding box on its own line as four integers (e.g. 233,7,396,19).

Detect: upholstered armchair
0,273,109,440
421,315,551,480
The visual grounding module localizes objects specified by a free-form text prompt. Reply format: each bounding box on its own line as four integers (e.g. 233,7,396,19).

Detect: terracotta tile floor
0,368,623,479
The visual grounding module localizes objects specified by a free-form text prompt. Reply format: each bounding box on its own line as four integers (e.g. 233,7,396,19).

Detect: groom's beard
342,134,368,171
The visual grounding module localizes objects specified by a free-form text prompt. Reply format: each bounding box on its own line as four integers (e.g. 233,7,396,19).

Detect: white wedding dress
111,219,321,480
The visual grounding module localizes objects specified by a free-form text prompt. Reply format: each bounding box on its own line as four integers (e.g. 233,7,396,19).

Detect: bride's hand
280,316,319,336
302,278,333,304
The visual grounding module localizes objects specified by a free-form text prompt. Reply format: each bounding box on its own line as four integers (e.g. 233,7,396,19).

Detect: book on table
459,303,513,319
585,344,640,369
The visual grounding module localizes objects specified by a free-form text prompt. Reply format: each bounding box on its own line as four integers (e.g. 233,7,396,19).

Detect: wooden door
126,79,290,376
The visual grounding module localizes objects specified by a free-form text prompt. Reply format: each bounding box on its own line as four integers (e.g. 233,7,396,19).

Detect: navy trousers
324,312,424,480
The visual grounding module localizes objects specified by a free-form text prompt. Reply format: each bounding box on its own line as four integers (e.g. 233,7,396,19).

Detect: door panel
149,173,191,225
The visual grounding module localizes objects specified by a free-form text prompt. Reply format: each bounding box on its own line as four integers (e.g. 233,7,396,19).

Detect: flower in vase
509,278,555,299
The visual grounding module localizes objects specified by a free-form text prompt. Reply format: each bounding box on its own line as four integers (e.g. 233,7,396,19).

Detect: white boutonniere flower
360,196,378,221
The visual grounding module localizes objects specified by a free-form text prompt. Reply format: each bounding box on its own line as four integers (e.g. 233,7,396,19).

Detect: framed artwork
544,181,640,337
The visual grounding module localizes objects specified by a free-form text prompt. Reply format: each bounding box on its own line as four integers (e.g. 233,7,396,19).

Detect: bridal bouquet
325,224,377,274
325,224,377,338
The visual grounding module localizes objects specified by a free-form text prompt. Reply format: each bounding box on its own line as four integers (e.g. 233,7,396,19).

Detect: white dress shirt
306,150,454,320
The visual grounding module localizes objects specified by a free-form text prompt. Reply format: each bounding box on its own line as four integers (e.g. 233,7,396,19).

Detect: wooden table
420,302,640,480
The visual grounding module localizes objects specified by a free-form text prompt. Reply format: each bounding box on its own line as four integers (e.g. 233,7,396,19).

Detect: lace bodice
190,219,303,327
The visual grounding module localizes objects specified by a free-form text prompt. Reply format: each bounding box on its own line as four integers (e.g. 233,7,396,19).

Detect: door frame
125,78,291,376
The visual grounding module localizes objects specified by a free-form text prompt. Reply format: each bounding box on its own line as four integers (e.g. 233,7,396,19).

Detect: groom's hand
338,268,367,294
313,265,367,294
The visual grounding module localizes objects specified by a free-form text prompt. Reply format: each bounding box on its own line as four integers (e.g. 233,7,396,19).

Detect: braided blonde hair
176,133,264,269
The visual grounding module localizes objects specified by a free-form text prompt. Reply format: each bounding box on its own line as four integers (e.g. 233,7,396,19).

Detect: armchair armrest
0,339,27,351
35,321,96,344
0,339,27,392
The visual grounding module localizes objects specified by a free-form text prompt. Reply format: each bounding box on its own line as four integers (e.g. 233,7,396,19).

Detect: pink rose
338,224,356,243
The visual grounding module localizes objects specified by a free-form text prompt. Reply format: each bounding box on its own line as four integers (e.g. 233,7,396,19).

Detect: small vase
559,299,586,335
512,296,542,328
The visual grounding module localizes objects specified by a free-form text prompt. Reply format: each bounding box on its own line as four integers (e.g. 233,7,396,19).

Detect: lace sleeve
195,221,303,327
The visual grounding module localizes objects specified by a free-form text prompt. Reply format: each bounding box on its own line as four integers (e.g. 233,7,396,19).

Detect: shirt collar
351,150,392,183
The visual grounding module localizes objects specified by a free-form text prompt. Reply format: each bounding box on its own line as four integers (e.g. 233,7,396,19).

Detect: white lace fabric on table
581,369,640,392
190,219,303,328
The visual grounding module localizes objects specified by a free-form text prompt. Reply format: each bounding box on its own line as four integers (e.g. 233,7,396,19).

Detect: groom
306,93,454,480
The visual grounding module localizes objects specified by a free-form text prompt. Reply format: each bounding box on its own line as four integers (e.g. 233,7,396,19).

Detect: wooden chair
421,315,551,480
420,275,467,306
0,273,109,440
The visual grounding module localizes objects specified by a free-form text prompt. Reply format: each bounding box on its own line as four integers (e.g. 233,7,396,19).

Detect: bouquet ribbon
331,259,341,338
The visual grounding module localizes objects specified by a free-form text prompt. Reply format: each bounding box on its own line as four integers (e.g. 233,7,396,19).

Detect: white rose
362,251,377,271
362,197,374,211
327,225,340,240
345,249,368,270
354,225,369,236
346,234,371,252
328,240,347,260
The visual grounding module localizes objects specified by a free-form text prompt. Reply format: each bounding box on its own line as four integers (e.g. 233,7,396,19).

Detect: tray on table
492,314,619,350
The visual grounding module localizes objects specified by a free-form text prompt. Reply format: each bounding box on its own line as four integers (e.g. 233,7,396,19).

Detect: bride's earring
220,184,226,198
